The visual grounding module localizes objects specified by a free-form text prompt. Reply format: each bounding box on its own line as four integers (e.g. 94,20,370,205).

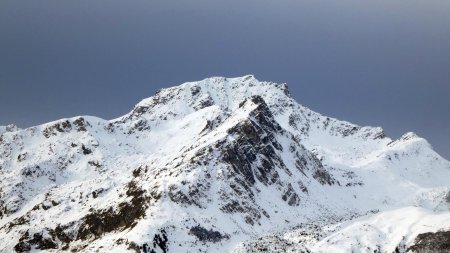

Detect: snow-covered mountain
0,76,449,253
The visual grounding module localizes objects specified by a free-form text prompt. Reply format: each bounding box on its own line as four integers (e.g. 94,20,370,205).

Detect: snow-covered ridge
0,76,449,253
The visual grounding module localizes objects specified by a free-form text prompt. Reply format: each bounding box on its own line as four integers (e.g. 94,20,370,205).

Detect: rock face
0,76,449,253
407,231,450,253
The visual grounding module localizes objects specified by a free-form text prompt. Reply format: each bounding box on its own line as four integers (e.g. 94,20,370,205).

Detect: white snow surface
0,75,449,252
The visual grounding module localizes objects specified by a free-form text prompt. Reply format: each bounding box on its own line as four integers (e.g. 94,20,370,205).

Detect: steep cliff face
0,76,449,253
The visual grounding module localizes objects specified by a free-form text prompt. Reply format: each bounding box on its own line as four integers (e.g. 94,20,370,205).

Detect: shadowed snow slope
0,76,449,253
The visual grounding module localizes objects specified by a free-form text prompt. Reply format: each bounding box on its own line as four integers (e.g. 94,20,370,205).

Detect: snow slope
0,76,449,253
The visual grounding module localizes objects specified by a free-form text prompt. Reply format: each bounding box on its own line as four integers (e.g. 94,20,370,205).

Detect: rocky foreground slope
0,76,449,253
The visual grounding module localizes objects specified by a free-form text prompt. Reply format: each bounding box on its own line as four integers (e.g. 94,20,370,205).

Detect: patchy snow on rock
0,76,449,253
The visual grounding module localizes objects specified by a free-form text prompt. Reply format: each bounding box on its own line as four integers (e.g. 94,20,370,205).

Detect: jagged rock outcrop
407,231,450,253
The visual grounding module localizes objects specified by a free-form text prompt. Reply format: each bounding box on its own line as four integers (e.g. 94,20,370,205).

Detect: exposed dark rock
308,153,335,185
222,133,256,185
188,225,229,243
282,183,300,206
3,196,25,216
92,188,105,198
280,83,290,96
245,216,255,225
149,186,162,201
54,223,76,244
213,96,331,225
288,112,311,135
127,241,141,253
407,230,450,253
6,215,29,230
238,233,300,253
297,181,308,193
42,202,52,211
81,145,92,155
17,153,27,162
42,120,72,138
191,86,201,96
128,119,150,134
193,96,214,110
132,166,142,177
221,200,246,213
132,229,169,253
288,114,299,129
200,120,213,135
393,236,407,253
168,184,196,206
13,232,31,252
131,106,150,117
341,126,360,137
77,181,148,240
21,165,45,178
14,230,58,252
105,122,115,133
373,131,387,140
88,161,101,168
312,168,335,185
345,182,364,187
126,87,180,120
73,117,89,132
222,96,284,187
152,229,169,253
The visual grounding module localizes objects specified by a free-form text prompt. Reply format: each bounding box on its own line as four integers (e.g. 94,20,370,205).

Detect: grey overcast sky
0,0,449,159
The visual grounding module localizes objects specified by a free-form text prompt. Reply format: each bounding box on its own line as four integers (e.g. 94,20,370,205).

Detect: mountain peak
1,77,449,253
135,75,288,107
117,76,291,125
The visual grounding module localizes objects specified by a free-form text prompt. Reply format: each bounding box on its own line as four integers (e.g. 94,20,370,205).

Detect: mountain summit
1,76,449,253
